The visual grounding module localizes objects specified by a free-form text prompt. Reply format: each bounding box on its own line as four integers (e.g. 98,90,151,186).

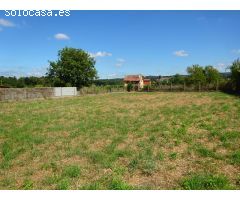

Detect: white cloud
232,49,240,54
0,18,15,27
90,51,112,58
54,33,70,40
117,58,125,62
115,58,126,67
173,50,189,57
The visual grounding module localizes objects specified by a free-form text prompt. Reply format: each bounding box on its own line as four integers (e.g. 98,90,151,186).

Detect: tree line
155,60,240,92
0,76,51,88
0,47,240,93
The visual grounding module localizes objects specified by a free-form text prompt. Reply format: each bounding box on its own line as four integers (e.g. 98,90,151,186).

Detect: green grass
181,173,233,190
195,145,221,159
80,174,133,190
62,165,81,178
0,92,239,189
169,152,177,160
56,178,70,190
21,179,34,190
230,150,240,165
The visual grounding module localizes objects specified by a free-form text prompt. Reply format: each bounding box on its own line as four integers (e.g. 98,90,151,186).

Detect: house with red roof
123,75,151,90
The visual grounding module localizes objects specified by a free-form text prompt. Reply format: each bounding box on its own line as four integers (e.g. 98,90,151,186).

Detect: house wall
139,75,144,89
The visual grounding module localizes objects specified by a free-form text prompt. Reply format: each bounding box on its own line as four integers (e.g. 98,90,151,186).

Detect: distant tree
17,77,25,88
205,65,221,87
229,58,240,91
160,79,169,85
170,74,185,84
47,47,98,88
187,65,206,87
93,78,123,86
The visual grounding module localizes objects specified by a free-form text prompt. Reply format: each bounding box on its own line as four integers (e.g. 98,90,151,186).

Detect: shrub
106,85,112,92
126,83,133,92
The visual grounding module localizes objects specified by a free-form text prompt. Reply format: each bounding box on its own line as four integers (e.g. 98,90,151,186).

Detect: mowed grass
0,92,240,189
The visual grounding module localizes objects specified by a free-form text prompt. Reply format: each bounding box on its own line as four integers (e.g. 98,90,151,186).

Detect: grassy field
0,92,240,189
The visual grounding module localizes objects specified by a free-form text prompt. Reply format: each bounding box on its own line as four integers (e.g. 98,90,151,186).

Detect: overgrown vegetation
0,92,239,189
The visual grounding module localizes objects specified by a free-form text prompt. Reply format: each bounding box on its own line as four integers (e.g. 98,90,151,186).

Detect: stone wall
0,88,54,101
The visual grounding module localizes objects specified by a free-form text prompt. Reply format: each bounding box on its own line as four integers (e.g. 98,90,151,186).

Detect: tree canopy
229,58,240,91
205,65,221,85
169,74,185,84
187,65,206,85
47,47,98,88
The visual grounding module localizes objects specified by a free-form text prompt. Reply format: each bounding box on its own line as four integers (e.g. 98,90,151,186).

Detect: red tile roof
124,75,141,82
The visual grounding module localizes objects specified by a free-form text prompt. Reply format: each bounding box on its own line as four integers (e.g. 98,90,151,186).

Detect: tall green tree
47,47,98,88
229,58,240,91
205,65,221,86
187,65,206,86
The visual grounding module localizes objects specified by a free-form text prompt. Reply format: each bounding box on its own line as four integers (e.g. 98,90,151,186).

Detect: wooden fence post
183,82,186,91
170,83,172,91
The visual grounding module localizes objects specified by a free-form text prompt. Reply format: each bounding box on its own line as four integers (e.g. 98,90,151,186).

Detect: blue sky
0,11,240,78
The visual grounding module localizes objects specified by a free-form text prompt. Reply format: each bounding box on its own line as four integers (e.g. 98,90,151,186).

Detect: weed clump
181,173,232,190
62,165,81,178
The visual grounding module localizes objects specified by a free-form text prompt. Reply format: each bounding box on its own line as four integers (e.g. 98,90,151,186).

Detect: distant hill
220,72,231,78
93,78,123,86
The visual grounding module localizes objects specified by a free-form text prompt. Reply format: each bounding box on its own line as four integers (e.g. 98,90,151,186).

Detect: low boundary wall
0,88,54,101
0,87,77,101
